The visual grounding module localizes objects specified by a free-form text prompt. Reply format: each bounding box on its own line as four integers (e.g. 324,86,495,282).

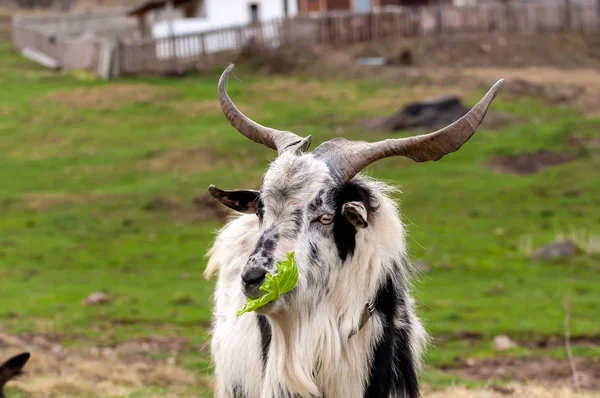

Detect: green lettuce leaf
236,252,298,317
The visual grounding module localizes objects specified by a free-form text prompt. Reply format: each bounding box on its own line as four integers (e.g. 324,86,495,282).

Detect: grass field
0,37,599,397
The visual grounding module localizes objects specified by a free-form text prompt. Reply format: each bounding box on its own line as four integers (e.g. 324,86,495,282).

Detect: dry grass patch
22,192,128,211
45,84,180,111
0,104,15,117
248,78,358,104
138,146,216,174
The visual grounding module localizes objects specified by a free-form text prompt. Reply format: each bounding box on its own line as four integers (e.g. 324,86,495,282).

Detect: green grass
0,39,598,396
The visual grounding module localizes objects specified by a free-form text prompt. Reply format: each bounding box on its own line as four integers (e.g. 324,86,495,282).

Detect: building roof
127,0,196,17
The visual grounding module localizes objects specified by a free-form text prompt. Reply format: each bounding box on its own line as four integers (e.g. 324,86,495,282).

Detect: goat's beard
265,304,343,397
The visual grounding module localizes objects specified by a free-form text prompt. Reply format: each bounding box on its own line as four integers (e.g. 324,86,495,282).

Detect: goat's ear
342,201,368,229
208,185,260,214
0,352,30,387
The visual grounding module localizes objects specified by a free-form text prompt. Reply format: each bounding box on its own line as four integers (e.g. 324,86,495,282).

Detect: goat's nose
241,268,267,287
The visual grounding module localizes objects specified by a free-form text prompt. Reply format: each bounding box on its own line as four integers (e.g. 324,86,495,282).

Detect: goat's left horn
313,79,504,183
218,63,307,154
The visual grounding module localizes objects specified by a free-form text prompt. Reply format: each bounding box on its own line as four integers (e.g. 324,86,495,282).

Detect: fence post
597,0,600,30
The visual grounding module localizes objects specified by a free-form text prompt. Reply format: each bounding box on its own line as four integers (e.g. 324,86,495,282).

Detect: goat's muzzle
241,267,267,299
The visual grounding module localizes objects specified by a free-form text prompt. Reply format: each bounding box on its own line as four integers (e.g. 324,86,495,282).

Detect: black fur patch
210,188,260,214
290,208,304,234
364,273,418,398
308,241,320,264
256,315,272,370
308,190,325,212
332,181,376,261
231,384,246,398
256,197,265,225
0,352,30,398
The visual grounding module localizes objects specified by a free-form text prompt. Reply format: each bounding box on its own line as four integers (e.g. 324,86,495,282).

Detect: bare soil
487,151,575,175
138,146,216,175
0,332,210,397
445,356,600,391
144,193,232,224
424,384,600,398
434,332,600,350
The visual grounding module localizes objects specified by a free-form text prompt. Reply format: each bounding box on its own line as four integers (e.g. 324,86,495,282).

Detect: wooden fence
118,18,316,75
11,1,600,78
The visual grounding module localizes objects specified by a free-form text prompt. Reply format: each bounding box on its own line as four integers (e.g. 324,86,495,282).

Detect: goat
204,64,503,398
0,352,30,398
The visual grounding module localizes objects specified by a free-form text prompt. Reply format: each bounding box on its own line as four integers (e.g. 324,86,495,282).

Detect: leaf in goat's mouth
236,252,299,317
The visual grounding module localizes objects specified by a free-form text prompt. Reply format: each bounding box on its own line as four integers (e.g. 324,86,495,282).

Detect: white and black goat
204,64,503,398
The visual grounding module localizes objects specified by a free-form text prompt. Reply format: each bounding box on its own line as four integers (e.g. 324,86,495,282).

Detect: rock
532,240,580,261
84,292,111,306
414,260,432,273
493,335,518,351
466,358,477,367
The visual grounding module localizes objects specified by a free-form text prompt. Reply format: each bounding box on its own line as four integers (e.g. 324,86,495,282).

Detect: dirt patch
22,192,128,211
111,336,194,363
444,356,600,391
46,84,180,111
460,67,600,118
0,333,209,397
503,79,584,104
487,151,575,175
144,193,231,224
434,332,600,350
423,383,600,398
138,146,215,174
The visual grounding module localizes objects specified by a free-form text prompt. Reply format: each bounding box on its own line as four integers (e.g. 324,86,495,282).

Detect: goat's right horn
218,63,308,154
313,79,504,183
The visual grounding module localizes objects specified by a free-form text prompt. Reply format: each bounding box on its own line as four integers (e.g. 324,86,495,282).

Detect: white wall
452,0,478,6
205,0,298,27
152,0,299,58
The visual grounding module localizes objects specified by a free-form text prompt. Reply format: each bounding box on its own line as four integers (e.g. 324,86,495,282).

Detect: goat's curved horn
219,63,307,154
313,79,504,183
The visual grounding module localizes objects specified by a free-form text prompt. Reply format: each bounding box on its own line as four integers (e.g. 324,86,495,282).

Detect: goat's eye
319,214,334,225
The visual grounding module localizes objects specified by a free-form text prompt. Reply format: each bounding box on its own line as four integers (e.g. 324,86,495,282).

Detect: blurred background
0,0,599,397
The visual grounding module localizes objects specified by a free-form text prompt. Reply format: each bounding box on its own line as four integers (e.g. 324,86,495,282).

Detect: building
297,0,453,14
126,0,300,59
128,0,299,38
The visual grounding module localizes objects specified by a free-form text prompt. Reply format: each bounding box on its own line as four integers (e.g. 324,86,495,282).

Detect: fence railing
118,18,317,75
10,1,600,78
